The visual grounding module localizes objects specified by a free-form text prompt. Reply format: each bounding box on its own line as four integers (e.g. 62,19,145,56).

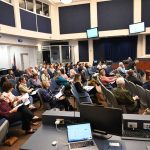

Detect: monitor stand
93,129,112,139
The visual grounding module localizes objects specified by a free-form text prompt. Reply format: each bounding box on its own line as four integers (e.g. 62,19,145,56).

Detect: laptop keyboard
70,140,94,149
122,130,150,140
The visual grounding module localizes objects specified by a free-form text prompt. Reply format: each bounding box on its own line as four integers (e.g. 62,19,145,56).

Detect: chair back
9,79,16,87
128,81,137,96
12,88,20,96
136,85,148,108
49,79,60,92
84,69,90,80
71,84,80,104
27,78,33,88
124,79,130,90
146,89,150,108
97,77,107,96
15,77,19,83
105,89,119,108
71,84,92,105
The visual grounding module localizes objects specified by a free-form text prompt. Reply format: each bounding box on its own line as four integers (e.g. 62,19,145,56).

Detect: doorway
21,53,29,70
42,45,73,64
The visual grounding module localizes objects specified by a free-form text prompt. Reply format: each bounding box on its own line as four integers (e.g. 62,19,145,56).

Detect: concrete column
90,0,98,28
13,0,21,29
88,39,94,65
134,0,141,23
137,35,146,58
51,5,59,37
69,40,79,63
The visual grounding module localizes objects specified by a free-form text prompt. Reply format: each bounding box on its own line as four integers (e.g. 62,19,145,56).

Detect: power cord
52,119,68,150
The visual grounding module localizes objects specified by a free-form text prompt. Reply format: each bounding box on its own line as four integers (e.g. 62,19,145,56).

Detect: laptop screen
67,123,92,142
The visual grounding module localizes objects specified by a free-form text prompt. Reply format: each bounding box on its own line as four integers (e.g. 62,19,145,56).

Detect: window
36,0,49,17
43,3,49,16
1,0,12,3
19,0,33,12
26,0,33,11
19,0,26,9
36,1,42,14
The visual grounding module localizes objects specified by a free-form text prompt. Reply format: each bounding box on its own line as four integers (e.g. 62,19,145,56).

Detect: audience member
60,68,68,80
142,73,150,90
7,70,15,79
117,62,127,77
69,65,77,78
113,77,140,113
99,69,117,89
0,97,40,134
55,71,70,89
40,81,73,111
126,69,143,86
74,74,107,105
17,77,34,95
41,69,50,81
17,77,36,109
0,76,9,90
30,74,42,89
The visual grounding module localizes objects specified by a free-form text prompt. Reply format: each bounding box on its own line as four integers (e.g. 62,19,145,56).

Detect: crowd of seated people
0,58,150,140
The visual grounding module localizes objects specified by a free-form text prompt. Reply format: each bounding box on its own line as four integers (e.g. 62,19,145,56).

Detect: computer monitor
129,22,145,34
79,104,123,136
86,27,99,39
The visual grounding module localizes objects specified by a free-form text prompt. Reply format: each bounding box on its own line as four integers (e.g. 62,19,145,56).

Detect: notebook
67,123,99,150
54,86,65,99
83,86,94,92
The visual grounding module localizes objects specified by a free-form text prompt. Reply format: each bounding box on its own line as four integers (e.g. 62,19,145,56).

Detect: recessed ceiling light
60,0,73,4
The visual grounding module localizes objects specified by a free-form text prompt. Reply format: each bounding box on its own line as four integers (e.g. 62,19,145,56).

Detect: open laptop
67,123,99,150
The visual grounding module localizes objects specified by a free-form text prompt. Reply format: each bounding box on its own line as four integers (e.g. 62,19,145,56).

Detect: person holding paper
74,74,107,105
17,77,34,94
40,81,74,111
2,81,35,110
0,98,40,134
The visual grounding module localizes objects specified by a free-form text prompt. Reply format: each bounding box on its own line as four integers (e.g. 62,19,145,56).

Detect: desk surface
20,125,150,150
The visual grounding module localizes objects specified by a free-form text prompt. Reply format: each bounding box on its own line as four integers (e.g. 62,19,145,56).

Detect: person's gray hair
119,62,123,66
116,77,125,85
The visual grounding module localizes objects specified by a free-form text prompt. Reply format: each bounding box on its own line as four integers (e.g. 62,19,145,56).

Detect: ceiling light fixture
60,0,73,4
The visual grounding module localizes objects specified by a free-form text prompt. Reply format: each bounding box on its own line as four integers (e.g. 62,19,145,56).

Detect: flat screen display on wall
129,22,145,34
86,27,99,39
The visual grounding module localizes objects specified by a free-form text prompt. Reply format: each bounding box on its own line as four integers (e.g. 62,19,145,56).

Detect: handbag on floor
4,136,18,146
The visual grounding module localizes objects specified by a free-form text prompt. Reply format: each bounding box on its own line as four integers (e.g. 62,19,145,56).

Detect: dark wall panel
59,4,90,34
0,1,15,27
20,9,37,31
78,41,89,62
142,0,150,27
37,15,51,33
93,39,105,62
93,36,137,62
97,0,133,31
146,35,150,54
